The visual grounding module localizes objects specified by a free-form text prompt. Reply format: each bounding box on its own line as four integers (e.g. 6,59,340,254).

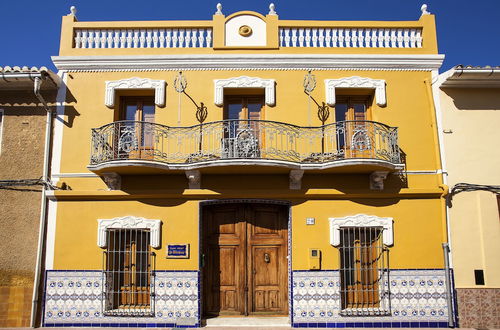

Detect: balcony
88,120,402,176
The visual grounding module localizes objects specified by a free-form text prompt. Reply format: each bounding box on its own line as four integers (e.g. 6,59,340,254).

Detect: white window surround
214,76,275,106
329,214,393,247
97,216,161,248
325,76,386,107
104,77,166,108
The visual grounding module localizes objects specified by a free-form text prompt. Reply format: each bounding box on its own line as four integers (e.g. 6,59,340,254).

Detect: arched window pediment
329,214,393,247
97,216,162,248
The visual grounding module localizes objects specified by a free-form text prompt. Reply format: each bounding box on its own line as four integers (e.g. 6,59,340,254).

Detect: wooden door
202,203,288,316
335,96,371,159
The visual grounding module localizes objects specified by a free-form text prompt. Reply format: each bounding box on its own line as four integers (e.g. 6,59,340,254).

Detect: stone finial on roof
70,6,77,16
215,3,223,15
421,4,430,16
268,3,277,15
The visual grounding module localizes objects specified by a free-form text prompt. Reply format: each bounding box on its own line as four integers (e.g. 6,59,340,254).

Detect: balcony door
335,96,371,158
224,96,263,158
120,97,155,159
202,203,288,316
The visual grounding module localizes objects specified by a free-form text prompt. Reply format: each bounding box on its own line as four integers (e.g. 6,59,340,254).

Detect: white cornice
51,54,444,72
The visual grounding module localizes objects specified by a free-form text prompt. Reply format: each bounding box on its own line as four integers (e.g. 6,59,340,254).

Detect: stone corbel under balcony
102,172,121,190
370,171,389,190
186,170,201,189
289,170,304,190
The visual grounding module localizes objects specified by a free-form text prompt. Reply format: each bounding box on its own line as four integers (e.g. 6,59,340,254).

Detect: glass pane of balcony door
120,97,155,159
224,96,263,158
335,96,370,159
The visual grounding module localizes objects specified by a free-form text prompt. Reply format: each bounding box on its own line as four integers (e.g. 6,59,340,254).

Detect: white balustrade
279,27,422,48
74,27,213,48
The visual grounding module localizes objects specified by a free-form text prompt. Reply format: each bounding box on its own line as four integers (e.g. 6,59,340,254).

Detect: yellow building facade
437,66,500,328
42,5,455,327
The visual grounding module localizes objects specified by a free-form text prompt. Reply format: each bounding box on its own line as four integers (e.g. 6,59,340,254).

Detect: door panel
203,203,288,316
203,205,245,315
248,204,288,314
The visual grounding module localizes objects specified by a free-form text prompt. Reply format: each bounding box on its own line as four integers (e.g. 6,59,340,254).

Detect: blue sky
1,0,499,72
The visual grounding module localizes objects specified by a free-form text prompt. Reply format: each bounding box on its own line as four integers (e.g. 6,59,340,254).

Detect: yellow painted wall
54,200,200,271
53,197,446,271
440,87,500,288
59,69,440,176
291,198,445,270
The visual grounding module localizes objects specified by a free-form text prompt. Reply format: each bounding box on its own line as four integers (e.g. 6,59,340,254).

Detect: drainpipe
442,243,454,327
426,76,456,327
30,75,53,328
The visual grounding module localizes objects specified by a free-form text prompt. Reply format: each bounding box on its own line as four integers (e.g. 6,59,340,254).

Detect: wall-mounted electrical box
309,248,321,270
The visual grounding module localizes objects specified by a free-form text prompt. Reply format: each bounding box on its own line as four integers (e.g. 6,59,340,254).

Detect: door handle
264,253,270,263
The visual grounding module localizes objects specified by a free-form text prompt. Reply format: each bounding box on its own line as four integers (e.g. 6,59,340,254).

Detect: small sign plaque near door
167,244,190,259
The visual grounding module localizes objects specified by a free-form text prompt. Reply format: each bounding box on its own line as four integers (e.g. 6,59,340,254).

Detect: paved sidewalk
0,325,480,330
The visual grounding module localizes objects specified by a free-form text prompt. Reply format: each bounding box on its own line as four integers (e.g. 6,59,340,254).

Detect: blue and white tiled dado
43,270,199,327
292,269,449,325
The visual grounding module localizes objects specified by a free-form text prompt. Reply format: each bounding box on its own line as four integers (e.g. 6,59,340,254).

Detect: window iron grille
102,229,156,316
339,227,390,316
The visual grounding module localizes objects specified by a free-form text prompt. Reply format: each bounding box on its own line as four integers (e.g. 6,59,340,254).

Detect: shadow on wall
443,88,500,111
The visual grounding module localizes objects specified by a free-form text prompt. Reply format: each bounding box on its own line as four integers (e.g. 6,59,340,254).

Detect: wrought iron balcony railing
90,120,400,168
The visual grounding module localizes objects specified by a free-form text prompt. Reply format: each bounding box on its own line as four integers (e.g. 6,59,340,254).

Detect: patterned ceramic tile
456,288,500,328
43,270,199,326
292,269,451,325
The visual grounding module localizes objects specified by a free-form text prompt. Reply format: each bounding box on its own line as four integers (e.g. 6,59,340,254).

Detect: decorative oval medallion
238,25,252,37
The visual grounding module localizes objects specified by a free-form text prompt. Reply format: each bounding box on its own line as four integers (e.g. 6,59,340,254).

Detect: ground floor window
339,227,389,315
103,228,154,316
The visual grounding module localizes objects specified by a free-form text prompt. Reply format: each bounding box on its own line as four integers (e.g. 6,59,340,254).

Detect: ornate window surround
329,214,393,247
214,76,276,106
325,76,386,107
104,77,166,108
97,216,162,248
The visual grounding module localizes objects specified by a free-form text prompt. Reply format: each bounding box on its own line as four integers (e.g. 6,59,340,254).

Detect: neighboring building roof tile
0,66,50,73
0,65,60,89
440,65,500,88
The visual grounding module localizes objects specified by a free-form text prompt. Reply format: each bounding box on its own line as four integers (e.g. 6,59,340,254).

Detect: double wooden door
202,203,288,316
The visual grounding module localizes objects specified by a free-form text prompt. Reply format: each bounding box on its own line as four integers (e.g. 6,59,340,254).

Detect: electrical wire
0,178,58,190
447,182,500,206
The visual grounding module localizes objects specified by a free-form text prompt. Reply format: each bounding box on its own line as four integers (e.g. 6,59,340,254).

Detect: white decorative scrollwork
97,216,162,248
325,76,386,106
351,126,371,151
105,77,166,107
235,127,259,157
118,125,139,153
214,76,275,106
329,214,393,247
